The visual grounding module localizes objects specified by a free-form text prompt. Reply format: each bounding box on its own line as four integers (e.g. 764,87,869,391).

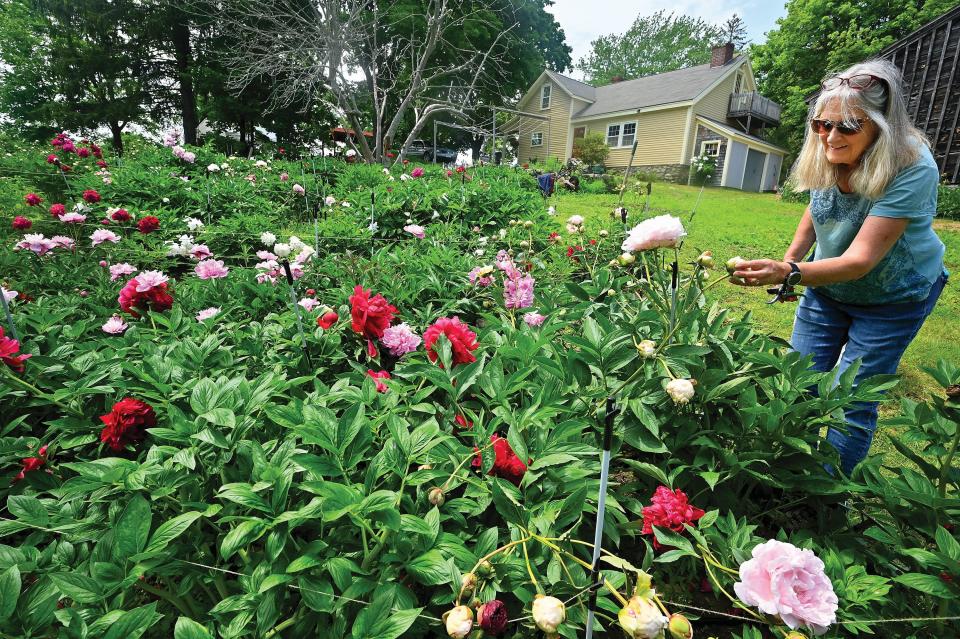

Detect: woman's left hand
730,259,791,287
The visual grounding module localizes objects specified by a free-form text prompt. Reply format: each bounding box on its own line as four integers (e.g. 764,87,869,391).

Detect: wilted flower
734,540,838,636
665,378,695,405
622,215,686,252
618,595,668,639
102,315,129,335
532,595,565,634
381,323,421,357
444,605,474,639
90,229,121,247
195,259,229,280
196,307,220,322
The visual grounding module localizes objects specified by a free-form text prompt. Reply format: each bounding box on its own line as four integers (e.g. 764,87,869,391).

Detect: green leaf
136,511,205,559
174,617,214,639
893,573,956,598
115,495,151,561
201,408,236,429
407,550,451,585
0,564,20,620
220,519,268,560
102,602,158,639
937,526,960,562
651,526,695,555
374,607,423,639
7,495,47,526
218,484,272,513
622,460,670,487
529,454,578,470
50,572,102,603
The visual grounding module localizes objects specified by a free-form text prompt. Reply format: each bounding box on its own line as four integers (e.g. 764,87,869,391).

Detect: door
573,127,585,139
742,148,765,191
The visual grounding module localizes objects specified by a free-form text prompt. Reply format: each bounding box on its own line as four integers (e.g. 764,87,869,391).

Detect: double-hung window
621,122,636,147
531,132,543,147
540,84,551,109
606,124,621,147
606,121,637,147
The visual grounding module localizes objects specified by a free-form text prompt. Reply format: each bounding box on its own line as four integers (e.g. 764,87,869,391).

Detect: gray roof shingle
545,58,742,120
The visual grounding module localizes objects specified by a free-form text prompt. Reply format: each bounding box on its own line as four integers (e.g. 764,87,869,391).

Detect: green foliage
577,10,726,85
939,185,960,220
572,132,610,166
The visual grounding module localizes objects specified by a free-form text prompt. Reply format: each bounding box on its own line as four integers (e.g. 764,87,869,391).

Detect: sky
546,0,789,79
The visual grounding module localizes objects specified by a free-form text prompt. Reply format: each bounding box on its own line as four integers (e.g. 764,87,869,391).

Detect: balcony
728,92,781,127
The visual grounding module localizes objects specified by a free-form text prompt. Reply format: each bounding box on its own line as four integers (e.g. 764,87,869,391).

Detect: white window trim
531,131,543,147
606,120,637,148
700,139,721,157
540,84,551,110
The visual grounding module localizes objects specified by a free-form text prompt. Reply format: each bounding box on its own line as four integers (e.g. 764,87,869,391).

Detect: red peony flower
589,239,597,245
640,486,705,549
12,445,47,483
96,160,107,168
446,170,453,177
24,193,42,206
77,147,90,158
477,599,508,636
349,285,396,356
49,203,66,218
12,216,32,230
46,154,59,165
110,208,131,222
366,369,390,393
317,311,338,329
472,435,528,486
423,317,478,367
137,216,160,234
386,152,396,158
118,278,174,318
82,189,101,204
0,327,32,374
455,414,474,429
99,398,155,451
305,289,316,296
91,145,103,159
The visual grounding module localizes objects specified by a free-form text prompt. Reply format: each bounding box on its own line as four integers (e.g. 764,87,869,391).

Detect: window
734,71,743,94
531,132,543,147
606,124,620,147
621,122,636,147
700,140,720,157
540,84,551,109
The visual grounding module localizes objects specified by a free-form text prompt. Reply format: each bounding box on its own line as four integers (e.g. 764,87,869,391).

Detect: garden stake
616,138,640,207
669,260,679,342
642,181,652,215
585,397,617,639
281,260,311,367
369,190,376,257
300,163,311,223
688,182,705,224
0,288,19,343
205,169,212,225
311,158,320,253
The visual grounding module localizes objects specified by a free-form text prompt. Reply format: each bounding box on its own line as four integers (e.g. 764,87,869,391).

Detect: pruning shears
766,282,799,304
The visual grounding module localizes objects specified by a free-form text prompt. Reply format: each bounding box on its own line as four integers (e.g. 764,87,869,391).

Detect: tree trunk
172,12,198,145
109,121,124,156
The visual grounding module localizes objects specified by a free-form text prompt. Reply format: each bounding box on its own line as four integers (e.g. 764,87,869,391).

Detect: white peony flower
666,378,696,405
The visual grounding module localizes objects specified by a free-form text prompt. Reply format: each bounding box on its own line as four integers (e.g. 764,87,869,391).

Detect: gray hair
790,58,929,199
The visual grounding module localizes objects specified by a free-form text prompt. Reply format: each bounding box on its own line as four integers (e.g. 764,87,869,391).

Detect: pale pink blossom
622,215,686,252
324,195,336,206
101,315,129,335
181,151,196,163
504,274,535,309
50,236,75,250
523,312,546,327
279,172,289,181
381,323,422,357
109,263,137,281
734,540,838,636
195,259,229,280
256,250,277,261
298,298,320,312
292,184,305,195
403,224,425,239
59,212,87,224
134,270,169,292
196,307,220,322
2,287,17,303
16,234,57,255
567,214,584,226
468,266,494,287
189,244,213,260
90,229,121,247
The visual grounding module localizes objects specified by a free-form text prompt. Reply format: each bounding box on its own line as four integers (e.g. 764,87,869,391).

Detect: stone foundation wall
604,163,690,183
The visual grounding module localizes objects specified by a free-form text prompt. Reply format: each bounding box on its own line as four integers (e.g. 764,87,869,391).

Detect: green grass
549,182,960,462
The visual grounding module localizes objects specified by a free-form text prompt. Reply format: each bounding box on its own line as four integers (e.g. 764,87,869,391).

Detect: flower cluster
172,145,196,163
118,271,174,317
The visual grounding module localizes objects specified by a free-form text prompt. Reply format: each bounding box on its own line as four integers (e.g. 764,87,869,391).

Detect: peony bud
532,594,565,634
607,289,616,297
428,487,445,506
666,379,695,405
599,229,609,237
273,243,291,257
618,252,636,266
520,240,530,249
618,595,668,639
509,219,517,226
477,559,494,577
444,605,474,639
725,256,745,274
697,251,714,269
668,613,693,639
99,260,108,267
609,259,619,267
636,340,656,358
460,573,477,598
477,599,508,636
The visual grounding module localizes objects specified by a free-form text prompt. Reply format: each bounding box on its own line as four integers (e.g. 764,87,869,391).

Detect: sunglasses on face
821,74,885,91
810,118,868,135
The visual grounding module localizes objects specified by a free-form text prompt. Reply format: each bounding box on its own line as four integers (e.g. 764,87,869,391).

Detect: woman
732,59,947,475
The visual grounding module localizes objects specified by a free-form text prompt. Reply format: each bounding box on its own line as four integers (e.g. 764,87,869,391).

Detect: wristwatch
785,261,802,286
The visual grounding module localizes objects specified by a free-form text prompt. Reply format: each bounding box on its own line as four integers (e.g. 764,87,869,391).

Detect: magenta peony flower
734,539,838,636
47,154,59,164
102,315,129,334
622,215,686,252
49,203,66,218
523,312,546,327
410,167,424,178
12,216,31,230
403,224,425,239
109,263,137,281
24,193,42,206
381,323,422,357
195,259,229,280
196,307,220,322
90,229,121,247
15,234,57,256
504,274,535,309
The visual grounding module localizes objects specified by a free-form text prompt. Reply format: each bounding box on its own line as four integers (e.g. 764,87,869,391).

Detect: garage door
742,148,765,192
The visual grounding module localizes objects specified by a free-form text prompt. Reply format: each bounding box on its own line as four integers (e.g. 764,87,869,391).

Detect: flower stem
2,370,85,417
938,418,960,498
522,540,542,593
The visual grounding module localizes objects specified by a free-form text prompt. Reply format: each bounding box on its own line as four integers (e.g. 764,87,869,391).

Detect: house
509,44,787,192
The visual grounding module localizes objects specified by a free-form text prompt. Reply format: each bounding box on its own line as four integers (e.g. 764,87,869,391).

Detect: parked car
405,139,429,156
424,146,457,163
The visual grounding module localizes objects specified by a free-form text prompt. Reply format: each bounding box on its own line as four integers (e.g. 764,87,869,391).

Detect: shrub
572,131,610,166
939,184,960,219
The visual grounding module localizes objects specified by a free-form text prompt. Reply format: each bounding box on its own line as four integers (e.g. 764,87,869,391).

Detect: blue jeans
790,274,947,474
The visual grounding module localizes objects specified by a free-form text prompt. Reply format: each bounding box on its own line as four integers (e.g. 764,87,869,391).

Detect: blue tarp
537,173,555,197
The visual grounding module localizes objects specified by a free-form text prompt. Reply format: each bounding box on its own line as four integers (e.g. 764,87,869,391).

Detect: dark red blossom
99,398,155,451
24,193,42,206
118,278,174,318
455,414,473,429
49,203,66,218
0,327,31,374
77,147,90,159
477,599,508,635
47,154,59,165
82,189,101,204
640,486,705,549
96,160,107,168
423,317,478,367
472,435,528,486
137,216,160,234
12,216,31,230
12,445,47,483
110,208,131,222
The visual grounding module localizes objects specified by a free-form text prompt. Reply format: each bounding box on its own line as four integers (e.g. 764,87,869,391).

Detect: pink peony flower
90,229,121,247
102,315,129,334
16,234,57,256
298,298,320,312
189,244,212,260
2,287,17,304
279,172,289,181
59,212,87,224
196,307,220,322
504,274,535,309
109,263,137,281
47,154,59,164
78,147,90,158
256,250,277,261
403,224,425,239
734,539,838,636
134,270,169,292
195,259,229,280
410,167,424,178
622,215,686,252
381,323,422,357
50,236,75,250
99,260,108,267
292,184,305,195
523,312,546,327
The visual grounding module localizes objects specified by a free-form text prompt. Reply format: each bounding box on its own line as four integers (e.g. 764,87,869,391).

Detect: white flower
273,243,291,258
532,595,565,634
261,232,277,246
288,236,306,251
345,149,357,158
255,159,268,169
618,595,668,639
547,206,556,215
2,287,17,304
474,249,485,257
162,197,170,203
207,163,220,172
185,217,204,231
498,228,507,239
341,201,351,208
567,214,584,226
636,340,656,358
382,168,390,174
400,173,410,181
367,221,379,233
432,210,440,219
622,215,686,252
324,195,336,207
294,245,315,264
666,378,695,405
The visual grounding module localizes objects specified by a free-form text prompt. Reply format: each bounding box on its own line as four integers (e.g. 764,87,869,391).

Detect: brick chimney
710,42,734,67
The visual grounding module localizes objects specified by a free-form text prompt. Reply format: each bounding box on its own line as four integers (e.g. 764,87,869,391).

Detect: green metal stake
0,290,19,343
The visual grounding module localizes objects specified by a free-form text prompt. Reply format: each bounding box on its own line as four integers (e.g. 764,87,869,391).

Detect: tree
750,0,956,158
722,14,748,49
576,11,725,85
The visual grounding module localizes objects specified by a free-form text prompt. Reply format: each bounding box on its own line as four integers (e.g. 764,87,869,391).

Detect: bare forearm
784,208,815,262
792,256,871,286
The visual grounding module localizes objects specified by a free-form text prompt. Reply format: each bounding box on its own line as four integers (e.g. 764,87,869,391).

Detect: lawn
549,182,960,459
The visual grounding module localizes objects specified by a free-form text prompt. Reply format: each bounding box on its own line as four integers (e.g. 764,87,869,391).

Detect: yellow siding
581,107,689,167
695,72,737,122
516,77,572,164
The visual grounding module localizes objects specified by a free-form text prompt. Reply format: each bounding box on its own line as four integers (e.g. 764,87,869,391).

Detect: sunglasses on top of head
810,118,868,136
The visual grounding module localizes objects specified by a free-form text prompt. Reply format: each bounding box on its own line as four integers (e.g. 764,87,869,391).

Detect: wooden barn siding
882,7,960,183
